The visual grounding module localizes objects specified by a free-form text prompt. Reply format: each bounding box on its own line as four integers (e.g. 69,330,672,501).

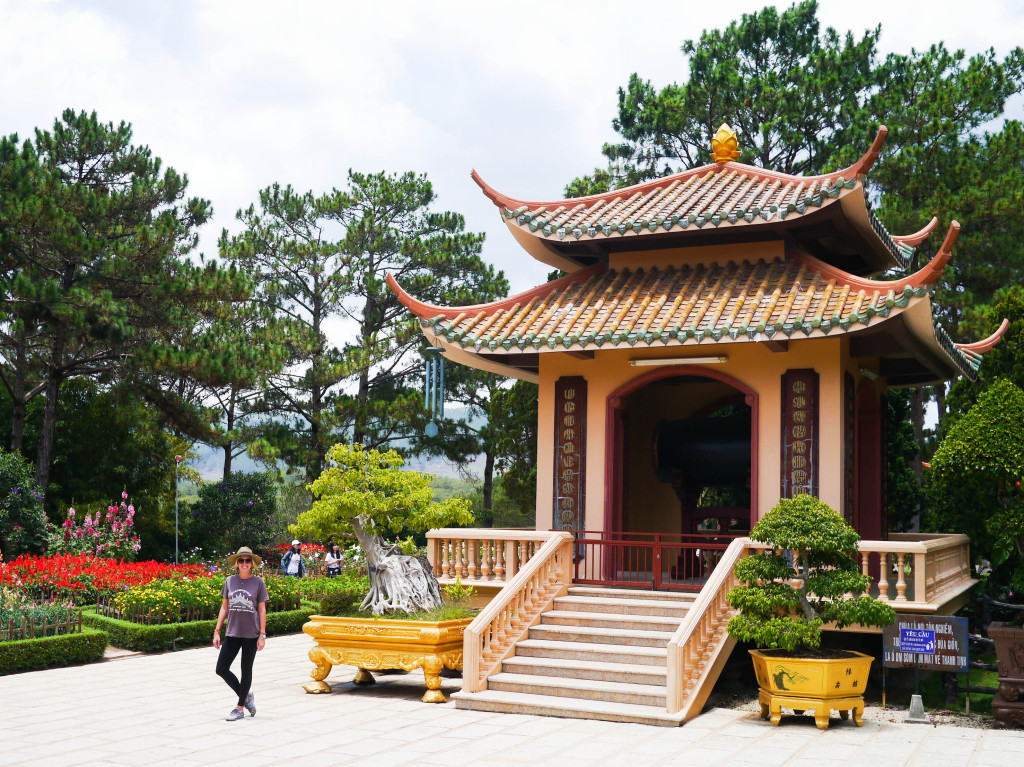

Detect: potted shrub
296,443,477,702
727,495,896,729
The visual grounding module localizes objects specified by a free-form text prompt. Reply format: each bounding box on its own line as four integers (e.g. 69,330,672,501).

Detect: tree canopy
292,442,474,542
220,172,507,482
0,109,246,498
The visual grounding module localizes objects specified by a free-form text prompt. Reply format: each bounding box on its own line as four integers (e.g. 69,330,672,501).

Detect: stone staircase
452,586,698,726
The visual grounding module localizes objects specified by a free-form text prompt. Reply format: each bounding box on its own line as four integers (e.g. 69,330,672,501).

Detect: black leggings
216,636,258,706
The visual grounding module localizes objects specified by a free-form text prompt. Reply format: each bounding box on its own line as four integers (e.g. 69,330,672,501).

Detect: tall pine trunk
34,327,66,497
222,387,236,480
482,448,495,527
10,341,27,452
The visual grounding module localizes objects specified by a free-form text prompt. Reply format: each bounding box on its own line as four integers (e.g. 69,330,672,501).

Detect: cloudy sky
2,0,1022,300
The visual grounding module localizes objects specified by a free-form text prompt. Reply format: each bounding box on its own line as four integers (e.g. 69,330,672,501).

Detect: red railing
558,531,739,591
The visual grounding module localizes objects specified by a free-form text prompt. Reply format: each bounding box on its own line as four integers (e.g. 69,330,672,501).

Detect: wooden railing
2,609,83,642
426,529,552,587
461,531,575,693
666,537,749,718
564,530,737,591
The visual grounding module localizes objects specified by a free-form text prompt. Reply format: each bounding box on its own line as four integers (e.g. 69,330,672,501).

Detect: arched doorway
604,367,759,537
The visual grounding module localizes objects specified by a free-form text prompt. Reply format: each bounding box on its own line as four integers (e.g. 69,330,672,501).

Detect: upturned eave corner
891,216,939,247
794,219,959,293
957,318,1011,354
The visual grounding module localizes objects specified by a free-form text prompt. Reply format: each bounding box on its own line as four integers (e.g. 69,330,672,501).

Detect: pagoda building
388,125,1007,545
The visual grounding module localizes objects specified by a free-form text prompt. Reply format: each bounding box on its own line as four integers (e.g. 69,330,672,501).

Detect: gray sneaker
226,707,244,721
244,692,256,717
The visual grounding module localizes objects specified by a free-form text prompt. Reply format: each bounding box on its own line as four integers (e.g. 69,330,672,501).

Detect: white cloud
1,0,1021,313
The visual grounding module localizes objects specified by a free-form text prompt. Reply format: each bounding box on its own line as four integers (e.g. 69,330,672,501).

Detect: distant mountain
188,407,486,480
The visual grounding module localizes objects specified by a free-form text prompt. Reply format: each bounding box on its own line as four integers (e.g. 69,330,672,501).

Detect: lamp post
174,455,183,564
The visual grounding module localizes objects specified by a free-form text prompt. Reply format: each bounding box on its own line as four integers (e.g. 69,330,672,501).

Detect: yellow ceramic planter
749,649,873,729
302,615,474,702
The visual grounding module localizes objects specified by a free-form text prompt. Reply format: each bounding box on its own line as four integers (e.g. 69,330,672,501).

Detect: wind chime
423,347,445,437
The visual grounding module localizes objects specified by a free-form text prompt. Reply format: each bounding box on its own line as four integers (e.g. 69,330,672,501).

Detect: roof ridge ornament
711,123,741,164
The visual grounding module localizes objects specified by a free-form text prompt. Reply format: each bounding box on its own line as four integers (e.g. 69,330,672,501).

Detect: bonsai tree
293,443,474,614
928,378,1024,601
727,495,896,652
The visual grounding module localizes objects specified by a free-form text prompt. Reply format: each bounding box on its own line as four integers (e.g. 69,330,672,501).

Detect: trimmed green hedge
82,603,317,652
0,628,108,675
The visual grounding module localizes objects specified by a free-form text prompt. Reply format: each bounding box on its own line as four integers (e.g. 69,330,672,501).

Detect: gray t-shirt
222,575,269,639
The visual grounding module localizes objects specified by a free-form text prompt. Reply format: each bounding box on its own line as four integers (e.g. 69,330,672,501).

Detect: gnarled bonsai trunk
351,515,443,615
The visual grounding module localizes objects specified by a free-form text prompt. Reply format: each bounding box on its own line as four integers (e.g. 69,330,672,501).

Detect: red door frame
603,366,760,534
855,380,885,542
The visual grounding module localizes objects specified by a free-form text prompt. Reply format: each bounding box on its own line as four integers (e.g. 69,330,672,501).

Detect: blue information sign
883,616,968,672
899,627,936,654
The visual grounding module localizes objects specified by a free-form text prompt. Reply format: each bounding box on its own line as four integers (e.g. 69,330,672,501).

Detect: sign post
883,615,969,724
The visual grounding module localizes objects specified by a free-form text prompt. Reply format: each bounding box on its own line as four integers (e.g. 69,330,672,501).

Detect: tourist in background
281,539,305,577
214,546,268,721
325,542,343,577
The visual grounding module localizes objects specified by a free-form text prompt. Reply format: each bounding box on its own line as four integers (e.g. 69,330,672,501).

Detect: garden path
0,633,1021,766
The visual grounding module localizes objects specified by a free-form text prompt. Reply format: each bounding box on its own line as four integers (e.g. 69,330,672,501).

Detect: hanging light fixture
423,347,445,437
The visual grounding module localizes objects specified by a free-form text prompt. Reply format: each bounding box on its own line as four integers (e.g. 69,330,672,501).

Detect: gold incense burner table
302,615,473,703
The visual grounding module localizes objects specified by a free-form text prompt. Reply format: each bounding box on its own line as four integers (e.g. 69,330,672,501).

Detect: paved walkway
1,633,1022,766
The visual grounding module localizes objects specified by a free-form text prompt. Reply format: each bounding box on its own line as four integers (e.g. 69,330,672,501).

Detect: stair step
487,672,667,706
568,586,697,603
528,623,674,648
502,655,668,686
542,610,682,632
452,689,682,727
515,639,667,667
553,596,690,617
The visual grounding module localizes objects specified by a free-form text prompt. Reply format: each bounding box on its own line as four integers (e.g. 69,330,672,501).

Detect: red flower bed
0,554,211,604
269,542,326,557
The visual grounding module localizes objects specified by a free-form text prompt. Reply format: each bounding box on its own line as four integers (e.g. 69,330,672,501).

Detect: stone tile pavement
1,633,1022,766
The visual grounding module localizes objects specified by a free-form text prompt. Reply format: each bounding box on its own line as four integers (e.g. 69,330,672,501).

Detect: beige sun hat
227,546,263,569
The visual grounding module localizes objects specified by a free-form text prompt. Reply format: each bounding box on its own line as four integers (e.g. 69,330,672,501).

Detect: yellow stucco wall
536,336,861,533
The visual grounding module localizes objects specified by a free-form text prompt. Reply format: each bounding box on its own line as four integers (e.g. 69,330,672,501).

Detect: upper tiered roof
473,125,926,277
389,123,1009,386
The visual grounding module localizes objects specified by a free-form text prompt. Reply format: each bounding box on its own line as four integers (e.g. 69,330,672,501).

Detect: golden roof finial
711,123,740,164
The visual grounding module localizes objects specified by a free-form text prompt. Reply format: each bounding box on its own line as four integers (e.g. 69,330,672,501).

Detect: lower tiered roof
388,232,1007,386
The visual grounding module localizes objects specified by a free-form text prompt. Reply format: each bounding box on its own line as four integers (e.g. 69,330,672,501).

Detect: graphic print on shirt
228,588,256,616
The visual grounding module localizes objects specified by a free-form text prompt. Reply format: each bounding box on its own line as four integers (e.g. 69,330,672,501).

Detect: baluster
468,539,478,579
481,540,492,579
453,540,464,579
440,539,451,578
895,552,908,602
504,540,517,580
431,539,443,577
877,553,890,601
494,541,506,580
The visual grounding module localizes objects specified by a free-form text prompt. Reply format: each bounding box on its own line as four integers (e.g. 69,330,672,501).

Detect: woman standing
324,542,343,577
214,546,268,721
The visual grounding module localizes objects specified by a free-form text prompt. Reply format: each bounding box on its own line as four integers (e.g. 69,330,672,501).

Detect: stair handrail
462,530,575,693
665,536,751,716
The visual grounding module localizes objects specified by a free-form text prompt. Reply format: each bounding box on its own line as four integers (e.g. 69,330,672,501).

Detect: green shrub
928,378,1024,596
0,448,47,559
0,628,107,675
318,590,361,616
189,471,279,557
726,495,896,652
82,603,316,652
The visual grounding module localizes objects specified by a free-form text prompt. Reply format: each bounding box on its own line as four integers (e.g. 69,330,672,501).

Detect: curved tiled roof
472,127,917,271
397,258,930,350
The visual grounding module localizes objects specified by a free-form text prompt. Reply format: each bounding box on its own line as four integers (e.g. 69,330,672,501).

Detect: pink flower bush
45,496,142,560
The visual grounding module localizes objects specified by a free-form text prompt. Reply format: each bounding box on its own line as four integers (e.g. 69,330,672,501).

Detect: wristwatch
259,633,266,638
